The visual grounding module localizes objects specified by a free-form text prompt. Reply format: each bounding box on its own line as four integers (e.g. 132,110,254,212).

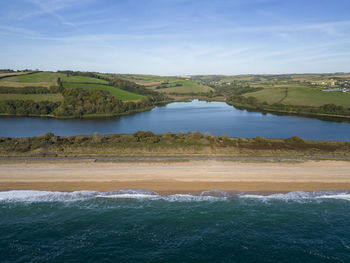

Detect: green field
61,75,108,84
63,83,144,101
193,73,350,87
0,72,63,88
15,72,62,83
114,74,213,94
115,74,170,83
0,93,63,102
0,71,35,78
156,80,213,94
243,86,350,107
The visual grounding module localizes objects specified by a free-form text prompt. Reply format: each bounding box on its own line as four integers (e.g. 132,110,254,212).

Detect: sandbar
0,160,350,193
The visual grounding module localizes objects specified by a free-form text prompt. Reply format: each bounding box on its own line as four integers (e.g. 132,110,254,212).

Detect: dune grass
1,132,349,158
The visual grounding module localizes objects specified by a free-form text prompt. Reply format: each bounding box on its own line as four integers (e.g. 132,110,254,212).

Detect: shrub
285,136,304,144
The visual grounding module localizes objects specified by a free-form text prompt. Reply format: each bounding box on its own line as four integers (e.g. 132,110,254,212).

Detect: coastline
1,159,350,193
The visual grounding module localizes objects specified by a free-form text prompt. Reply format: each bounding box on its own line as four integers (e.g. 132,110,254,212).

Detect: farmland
0,72,63,88
0,71,35,78
0,94,63,102
62,83,144,101
115,74,213,94
156,80,213,94
193,73,350,119
0,71,164,118
61,75,109,84
1,70,350,119
0,71,144,101
243,86,350,107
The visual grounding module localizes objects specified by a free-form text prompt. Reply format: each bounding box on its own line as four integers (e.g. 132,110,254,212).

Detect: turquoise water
1,190,350,262
1,100,350,140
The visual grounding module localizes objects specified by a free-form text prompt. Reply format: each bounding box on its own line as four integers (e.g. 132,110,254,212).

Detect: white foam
317,194,350,201
165,194,225,202
240,191,313,200
1,190,350,202
0,190,228,202
0,190,98,202
200,190,228,197
98,193,225,202
98,194,161,200
239,191,350,202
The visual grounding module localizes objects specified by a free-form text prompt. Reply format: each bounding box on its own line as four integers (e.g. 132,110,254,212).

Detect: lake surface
1,99,350,140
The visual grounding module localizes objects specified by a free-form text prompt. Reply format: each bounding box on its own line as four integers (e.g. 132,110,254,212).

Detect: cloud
225,20,350,36
0,25,40,38
22,0,85,28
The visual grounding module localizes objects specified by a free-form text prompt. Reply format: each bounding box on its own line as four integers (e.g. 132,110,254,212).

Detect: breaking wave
1,189,350,203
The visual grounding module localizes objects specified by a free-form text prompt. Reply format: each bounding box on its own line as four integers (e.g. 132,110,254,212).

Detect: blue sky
1,0,350,75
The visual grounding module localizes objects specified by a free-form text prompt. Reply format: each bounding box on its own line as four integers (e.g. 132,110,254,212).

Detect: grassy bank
1,132,349,158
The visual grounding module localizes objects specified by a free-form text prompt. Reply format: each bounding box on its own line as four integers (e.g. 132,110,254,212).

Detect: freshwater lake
1,100,350,140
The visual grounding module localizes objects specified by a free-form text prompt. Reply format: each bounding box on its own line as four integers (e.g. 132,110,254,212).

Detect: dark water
1,100,350,140
1,190,350,263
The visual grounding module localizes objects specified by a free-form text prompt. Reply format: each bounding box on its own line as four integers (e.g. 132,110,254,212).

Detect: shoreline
227,101,350,122
1,159,350,193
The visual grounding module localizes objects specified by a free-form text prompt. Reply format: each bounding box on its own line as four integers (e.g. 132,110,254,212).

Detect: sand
0,160,350,193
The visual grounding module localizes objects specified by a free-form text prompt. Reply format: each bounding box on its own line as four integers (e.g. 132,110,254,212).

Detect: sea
1,189,350,262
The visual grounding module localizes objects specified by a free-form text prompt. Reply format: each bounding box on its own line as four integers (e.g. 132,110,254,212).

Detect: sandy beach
0,159,350,193
0,160,350,193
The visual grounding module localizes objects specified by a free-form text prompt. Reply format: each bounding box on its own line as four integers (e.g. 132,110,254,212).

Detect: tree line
0,85,63,94
0,100,60,116
226,94,350,117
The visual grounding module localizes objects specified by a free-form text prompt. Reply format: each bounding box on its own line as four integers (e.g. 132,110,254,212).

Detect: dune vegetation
1,132,349,157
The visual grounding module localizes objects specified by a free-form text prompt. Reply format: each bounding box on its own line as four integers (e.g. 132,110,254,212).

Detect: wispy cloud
1,0,350,74
22,0,84,28
224,20,350,36
0,25,40,38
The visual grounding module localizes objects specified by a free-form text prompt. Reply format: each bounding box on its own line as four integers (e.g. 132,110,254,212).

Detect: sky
1,0,350,75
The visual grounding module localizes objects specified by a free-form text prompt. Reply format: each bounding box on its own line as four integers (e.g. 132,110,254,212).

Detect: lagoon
1,100,350,140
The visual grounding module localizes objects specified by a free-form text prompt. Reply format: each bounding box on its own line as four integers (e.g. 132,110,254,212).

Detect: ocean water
1,190,350,263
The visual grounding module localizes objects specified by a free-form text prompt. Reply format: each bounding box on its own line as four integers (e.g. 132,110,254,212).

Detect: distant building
322,88,349,93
